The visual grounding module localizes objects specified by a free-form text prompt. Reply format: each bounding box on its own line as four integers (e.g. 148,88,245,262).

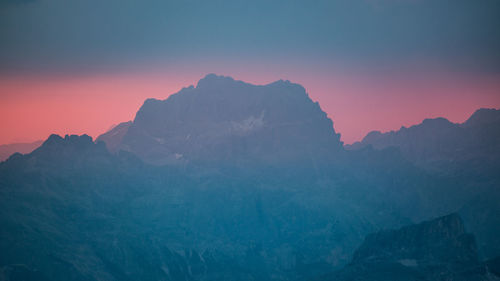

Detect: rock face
320,214,498,281
100,74,342,165
352,213,478,267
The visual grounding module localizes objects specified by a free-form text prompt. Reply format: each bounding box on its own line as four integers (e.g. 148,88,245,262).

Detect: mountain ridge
0,140,43,162
99,74,342,165
346,108,500,172
2,75,498,281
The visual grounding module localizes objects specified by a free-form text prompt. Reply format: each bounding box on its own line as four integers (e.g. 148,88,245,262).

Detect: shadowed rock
319,214,498,281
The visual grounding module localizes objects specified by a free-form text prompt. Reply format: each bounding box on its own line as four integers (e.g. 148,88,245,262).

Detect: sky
1,0,500,144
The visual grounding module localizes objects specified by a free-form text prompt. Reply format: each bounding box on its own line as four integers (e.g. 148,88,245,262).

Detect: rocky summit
99,74,342,165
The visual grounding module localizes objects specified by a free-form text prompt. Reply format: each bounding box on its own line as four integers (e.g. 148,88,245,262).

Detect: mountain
1,137,497,280
346,108,500,174
0,135,256,281
98,74,342,165
96,121,132,152
0,134,387,281
346,108,500,258
0,140,43,162
319,214,500,281
2,133,443,281
2,75,500,281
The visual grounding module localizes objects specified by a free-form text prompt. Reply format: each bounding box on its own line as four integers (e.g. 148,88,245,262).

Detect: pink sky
1,68,499,145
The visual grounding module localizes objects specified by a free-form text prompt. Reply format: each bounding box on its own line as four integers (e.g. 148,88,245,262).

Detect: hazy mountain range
347,108,500,175
1,74,499,281
0,140,43,162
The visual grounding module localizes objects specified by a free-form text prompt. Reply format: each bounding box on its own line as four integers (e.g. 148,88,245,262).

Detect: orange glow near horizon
1,71,500,145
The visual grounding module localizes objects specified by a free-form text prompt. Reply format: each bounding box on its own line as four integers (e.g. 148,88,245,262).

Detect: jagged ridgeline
1,75,499,281
98,74,342,165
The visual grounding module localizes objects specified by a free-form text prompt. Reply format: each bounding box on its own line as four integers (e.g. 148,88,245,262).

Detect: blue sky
1,0,499,74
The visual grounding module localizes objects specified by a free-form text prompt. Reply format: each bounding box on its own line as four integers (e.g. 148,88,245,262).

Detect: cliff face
100,74,342,165
320,214,498,281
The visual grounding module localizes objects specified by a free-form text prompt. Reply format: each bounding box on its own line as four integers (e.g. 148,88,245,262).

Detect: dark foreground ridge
319,214,499,281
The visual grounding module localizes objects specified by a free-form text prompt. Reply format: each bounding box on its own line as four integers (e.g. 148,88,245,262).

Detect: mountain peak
42,134,94,149
110,75,342,165
196,73,238,89
421,117,453,127
463,108,500,127
29,134,108,163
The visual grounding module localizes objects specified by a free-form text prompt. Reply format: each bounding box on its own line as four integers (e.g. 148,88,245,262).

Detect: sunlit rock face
110,74,341,165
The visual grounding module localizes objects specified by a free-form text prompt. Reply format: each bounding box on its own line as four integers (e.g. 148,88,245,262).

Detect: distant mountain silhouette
24,134,112,167
98,74,342,165
96,121,132,152
347,108,500,173
0,140,42,162
319,214,498,281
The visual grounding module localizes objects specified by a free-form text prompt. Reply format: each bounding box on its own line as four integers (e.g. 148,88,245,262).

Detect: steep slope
319,214,499,281
100,74,342,165
96,121,132,152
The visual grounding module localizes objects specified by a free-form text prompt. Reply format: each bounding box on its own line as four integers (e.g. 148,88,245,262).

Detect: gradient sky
1,0,500,144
